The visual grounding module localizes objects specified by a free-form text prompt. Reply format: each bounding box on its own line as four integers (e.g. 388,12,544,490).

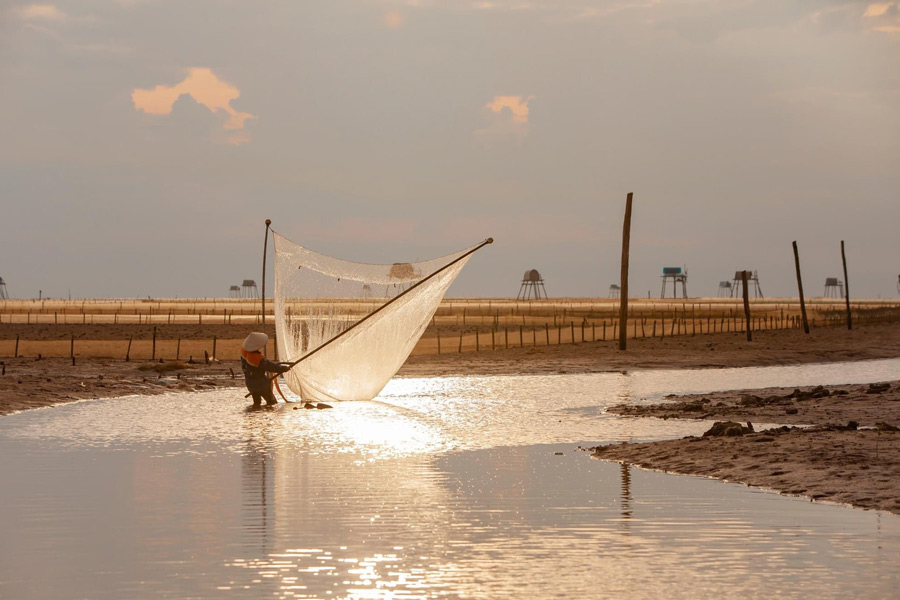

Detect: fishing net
273,232,486,402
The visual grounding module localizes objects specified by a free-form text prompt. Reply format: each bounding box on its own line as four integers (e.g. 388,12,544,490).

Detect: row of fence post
2,307,899,359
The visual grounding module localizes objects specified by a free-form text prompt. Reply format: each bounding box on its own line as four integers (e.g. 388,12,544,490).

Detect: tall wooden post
741,270,752,342
262,219,271,326
792,241,810,334
841,240,852,330
618,192,633,351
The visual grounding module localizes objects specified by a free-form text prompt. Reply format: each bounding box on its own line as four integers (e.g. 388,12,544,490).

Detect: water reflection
621,463,633,524
3,359,900,598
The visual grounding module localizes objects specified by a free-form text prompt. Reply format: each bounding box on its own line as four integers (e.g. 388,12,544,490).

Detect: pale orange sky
1,0,899,298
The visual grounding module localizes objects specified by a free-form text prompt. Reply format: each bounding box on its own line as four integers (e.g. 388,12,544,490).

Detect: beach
2,318,900,514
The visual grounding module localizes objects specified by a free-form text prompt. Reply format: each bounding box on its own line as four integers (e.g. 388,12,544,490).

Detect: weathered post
262,219,271,327
741,270,752,342
125,335,133,362
792,241,810,334
15,334,19,358
841,240,852,330
152,326,157,361
618,192,633,351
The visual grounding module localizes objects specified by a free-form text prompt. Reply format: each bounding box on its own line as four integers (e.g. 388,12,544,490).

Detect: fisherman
240,332,291,407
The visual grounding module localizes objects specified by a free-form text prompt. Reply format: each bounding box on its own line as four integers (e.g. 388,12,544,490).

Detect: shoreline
3,323,900,415
592,380,900,514
3,322,900,515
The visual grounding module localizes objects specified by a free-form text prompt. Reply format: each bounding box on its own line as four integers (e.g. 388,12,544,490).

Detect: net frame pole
274,237,493,377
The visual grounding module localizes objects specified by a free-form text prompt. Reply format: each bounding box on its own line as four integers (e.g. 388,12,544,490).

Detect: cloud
486,95,532,123
863,3,893,18
131,68,256,143
861,2,900,35
475,95,534,144
16,4,65,20
383,10,405,27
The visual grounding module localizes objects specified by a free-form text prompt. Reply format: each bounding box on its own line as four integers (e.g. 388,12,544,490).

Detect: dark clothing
241,350,291,406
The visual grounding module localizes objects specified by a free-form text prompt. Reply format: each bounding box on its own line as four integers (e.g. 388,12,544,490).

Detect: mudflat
592,379,900,514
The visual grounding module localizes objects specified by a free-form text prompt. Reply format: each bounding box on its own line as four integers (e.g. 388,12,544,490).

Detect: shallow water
2,359,900,598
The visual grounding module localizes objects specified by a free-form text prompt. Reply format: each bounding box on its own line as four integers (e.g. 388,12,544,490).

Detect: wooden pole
618,192,633,351
841,240,852,330
262,219,271,327
14,334,19,358
741,270,752,342
125,336,133,362
792,241,810,334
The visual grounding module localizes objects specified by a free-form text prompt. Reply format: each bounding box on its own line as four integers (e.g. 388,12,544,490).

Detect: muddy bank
0,357,240,416
400,321,900,376
592,381,900,514
607,380,900,426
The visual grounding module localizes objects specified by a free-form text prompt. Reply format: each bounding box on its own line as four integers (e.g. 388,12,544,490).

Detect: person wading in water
240,332,291,407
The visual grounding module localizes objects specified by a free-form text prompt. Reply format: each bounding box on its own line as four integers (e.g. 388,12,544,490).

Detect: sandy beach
2,320,900,515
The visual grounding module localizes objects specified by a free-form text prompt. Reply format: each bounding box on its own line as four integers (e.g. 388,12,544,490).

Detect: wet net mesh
273,232,480,402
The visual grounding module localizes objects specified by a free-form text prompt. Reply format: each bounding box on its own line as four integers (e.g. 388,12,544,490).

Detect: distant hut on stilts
517,269,548,300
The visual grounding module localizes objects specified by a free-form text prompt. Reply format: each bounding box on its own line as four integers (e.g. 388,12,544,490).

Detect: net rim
272,229,480,272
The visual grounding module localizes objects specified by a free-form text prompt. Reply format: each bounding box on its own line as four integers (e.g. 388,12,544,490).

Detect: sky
1,0,899,299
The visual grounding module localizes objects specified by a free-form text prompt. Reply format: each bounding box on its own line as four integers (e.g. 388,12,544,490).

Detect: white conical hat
242,332,268,351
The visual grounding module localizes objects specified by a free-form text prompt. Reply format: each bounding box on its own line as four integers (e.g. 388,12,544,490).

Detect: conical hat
242,332,268,351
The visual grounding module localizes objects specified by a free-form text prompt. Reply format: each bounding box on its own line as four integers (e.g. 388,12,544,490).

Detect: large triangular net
273,232,484,402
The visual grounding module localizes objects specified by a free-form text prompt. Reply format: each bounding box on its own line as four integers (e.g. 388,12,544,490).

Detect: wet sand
0,358,239,415
593,381,900,514
400,321,900,376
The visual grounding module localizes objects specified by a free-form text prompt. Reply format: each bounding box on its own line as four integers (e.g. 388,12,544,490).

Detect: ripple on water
2,360,900,599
